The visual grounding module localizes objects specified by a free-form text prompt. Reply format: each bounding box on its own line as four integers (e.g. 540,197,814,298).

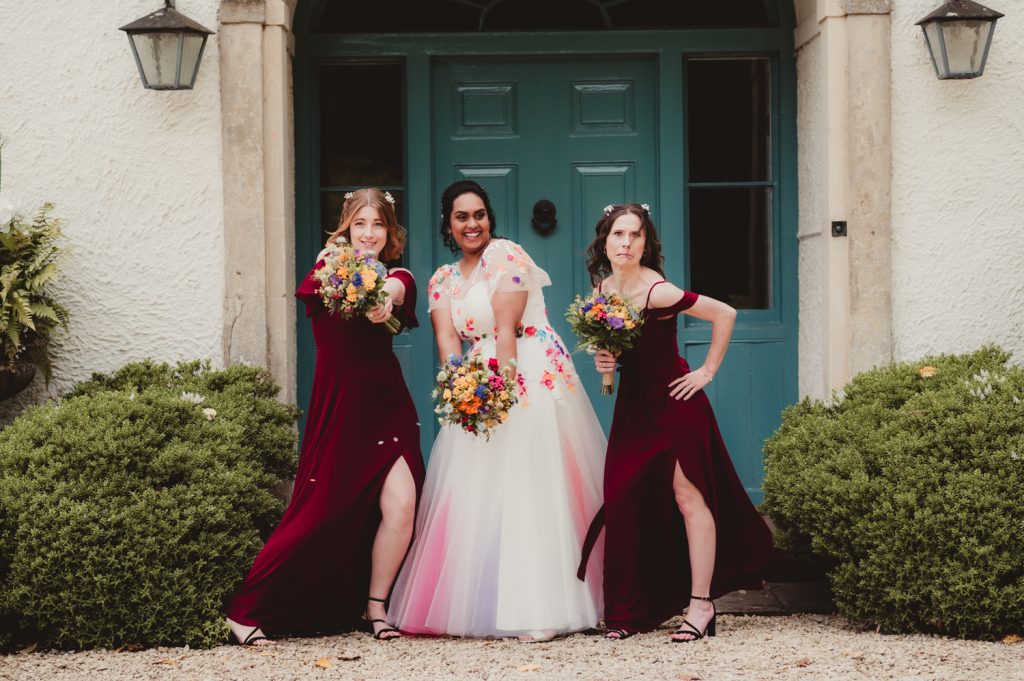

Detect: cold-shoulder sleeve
295,260,325,318
653,290,699,315
387,269,419,330
479,239,552,296
427,265,456,313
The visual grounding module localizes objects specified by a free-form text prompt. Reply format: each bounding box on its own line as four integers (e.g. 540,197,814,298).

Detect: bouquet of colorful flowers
566,291,645,394
312,237,400,333
433,354,520,440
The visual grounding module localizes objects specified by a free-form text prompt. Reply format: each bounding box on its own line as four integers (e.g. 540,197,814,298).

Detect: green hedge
0,361,299,650
763,346,1024,639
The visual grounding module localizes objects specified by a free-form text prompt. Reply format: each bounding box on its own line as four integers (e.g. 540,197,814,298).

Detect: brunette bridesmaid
226,188,424,644
579,203,776,642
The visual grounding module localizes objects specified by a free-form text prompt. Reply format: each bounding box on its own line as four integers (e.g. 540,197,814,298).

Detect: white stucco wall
0,0,226,418
890,1,1024,363
796,32,827,400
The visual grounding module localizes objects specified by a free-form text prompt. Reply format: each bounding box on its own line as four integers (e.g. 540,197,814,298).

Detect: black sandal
672,594,716,643
366,595,401,641
605,628,634,640
231,624,270,646
242,627,269,645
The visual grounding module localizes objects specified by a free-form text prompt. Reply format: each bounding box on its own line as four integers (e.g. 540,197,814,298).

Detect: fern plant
0,202,69,383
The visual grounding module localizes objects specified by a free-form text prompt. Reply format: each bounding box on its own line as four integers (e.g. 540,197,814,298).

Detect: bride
388,180,606,639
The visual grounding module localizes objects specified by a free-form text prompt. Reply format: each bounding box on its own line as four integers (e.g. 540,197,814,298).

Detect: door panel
433,56,658,433
684,340,788,504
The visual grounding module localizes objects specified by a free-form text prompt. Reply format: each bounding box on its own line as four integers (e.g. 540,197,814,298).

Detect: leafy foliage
0,361,300,649
0,202,69,382
763,346,1024,639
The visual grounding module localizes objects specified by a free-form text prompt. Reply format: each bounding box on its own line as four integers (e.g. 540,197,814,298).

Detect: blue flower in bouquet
447,353,463,367
474,385,489,399
352,272,363,288
329,274,342,287
608,316,625,329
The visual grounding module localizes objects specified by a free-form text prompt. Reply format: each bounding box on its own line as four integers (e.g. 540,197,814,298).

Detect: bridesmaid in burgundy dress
226,189,425,644
580,203,776,642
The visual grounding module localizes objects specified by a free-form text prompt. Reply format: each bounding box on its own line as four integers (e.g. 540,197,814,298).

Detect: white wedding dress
389,238,606,637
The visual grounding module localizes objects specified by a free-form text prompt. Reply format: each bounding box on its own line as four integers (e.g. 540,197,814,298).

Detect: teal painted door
294,29,799,504
431,56,658,430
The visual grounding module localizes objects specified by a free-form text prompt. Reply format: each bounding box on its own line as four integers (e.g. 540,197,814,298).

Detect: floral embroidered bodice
428,239,578,397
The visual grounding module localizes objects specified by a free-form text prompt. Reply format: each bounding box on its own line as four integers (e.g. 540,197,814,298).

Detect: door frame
292,12,798,476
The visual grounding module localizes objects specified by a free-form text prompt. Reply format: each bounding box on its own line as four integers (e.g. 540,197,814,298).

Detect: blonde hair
328,188,406,261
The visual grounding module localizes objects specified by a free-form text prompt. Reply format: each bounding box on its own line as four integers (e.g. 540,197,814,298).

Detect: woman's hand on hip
594,348,619,374
366,299,394,324
669,366,713,401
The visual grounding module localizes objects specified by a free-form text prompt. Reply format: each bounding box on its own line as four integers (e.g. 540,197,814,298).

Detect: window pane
316,0,776,33
320,190,409,266
319,64,404,188
687,58,771,183
689,187,771,309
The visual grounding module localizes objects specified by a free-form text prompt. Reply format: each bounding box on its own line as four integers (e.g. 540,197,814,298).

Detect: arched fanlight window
314,0,778,34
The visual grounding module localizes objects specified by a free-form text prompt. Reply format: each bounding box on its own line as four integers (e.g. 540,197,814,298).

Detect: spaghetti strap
644,280,669,310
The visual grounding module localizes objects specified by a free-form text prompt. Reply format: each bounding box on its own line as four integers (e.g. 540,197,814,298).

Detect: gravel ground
3,615,1022,681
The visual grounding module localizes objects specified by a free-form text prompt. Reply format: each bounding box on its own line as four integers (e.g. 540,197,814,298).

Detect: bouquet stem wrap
600,371,615,395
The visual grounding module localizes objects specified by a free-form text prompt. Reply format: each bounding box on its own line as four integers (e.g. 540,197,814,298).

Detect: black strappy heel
605,628,634,640
366,595,401,641
672,594,716,642
241,627,269,645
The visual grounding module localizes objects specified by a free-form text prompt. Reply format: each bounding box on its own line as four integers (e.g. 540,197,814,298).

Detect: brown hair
585,203,665,285
327,188,406,262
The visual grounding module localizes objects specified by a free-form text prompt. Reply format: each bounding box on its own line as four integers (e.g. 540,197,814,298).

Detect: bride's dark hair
585,204,664,284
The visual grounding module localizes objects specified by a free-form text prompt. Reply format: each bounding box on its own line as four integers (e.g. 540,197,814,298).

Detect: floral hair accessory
344,191,354,200
383,191,396,207
640,203,651,214
603,205,615,216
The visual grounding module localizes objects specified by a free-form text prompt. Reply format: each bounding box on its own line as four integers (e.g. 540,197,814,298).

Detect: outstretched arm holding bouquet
226,188,424,645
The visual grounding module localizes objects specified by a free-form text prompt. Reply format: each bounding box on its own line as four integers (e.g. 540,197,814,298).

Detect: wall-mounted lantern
120,1,215,90
916,0,1003,79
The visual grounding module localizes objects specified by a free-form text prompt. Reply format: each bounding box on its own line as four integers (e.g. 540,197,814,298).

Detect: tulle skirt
389,337,606,637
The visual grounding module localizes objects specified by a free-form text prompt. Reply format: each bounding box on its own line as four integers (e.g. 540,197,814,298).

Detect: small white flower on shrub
202,407,217,420
179,391,205,404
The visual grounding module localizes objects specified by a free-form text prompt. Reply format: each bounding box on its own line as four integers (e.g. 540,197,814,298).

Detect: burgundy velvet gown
227,267,425,635
579,281,776,633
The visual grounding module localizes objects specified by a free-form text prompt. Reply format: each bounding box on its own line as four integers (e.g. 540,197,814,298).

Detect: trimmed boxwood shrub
0,361,299,650
763,346,1024,640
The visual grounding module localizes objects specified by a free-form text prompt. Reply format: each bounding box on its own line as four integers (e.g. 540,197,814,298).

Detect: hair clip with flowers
640,203,651,214
344,191,354,200
603,204,615,216
383,191,396,207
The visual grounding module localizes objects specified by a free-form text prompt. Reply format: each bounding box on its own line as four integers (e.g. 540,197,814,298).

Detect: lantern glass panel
180,33,206,87
923,21,947,76
941,20,994,75
131,32,181,88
